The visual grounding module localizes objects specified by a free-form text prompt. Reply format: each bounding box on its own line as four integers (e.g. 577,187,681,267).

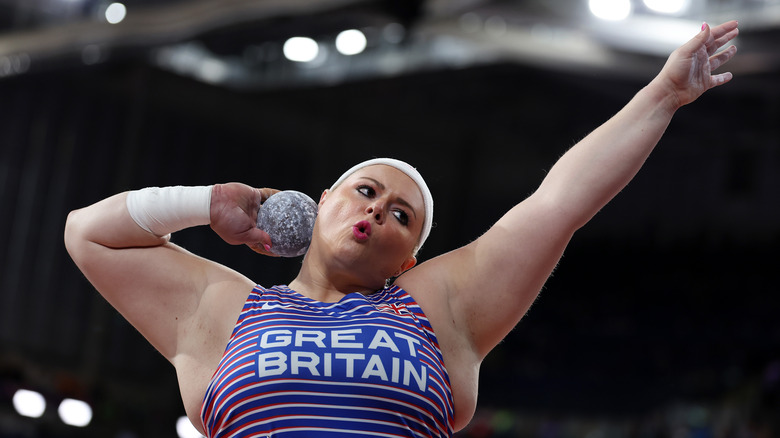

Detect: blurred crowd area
457,360,780,438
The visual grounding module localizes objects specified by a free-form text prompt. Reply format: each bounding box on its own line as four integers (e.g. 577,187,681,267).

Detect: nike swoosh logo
261,302,287,310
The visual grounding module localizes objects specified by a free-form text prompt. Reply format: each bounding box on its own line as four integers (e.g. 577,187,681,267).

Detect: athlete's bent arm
63,183,275,362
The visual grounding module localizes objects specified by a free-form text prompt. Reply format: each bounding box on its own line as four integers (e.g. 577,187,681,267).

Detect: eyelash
357,185,375,197
357,185,409,226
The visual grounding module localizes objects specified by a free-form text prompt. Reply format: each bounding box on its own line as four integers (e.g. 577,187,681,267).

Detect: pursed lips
352,220,371,241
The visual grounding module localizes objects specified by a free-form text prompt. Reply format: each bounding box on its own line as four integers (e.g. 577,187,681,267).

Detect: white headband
330,158,433,254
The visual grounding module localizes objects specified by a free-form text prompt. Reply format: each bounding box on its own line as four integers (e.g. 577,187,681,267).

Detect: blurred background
1,0,779,436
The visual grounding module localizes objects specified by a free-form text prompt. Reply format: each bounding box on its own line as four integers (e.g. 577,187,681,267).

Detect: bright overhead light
58,398,93,427
283,37,319,62
12,389,46,418
335,29,367,56
177,416,205,438
643,0,690,15
589,0,632,21
105,2,126,24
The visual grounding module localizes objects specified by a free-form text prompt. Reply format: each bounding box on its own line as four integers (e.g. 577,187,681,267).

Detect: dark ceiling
0,0,779,437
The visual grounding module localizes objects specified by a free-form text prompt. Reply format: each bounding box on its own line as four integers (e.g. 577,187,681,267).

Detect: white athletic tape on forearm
126,185,213,237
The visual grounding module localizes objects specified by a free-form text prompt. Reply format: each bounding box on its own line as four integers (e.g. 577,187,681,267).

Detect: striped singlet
201,284,454,437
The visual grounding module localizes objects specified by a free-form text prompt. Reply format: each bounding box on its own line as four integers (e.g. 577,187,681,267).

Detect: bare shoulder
392,196,574,430
401,196,573,355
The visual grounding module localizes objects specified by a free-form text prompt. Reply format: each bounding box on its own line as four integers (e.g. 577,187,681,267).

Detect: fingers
256,187,280,204
707,21,739,55
710,72,733,88
708,43,736,88
711,29,738,51
710,44,737,72
246,228,278,256
687,21,737,54
707,24,737,86
248,243,281,257
709,20,739,40
700,21,738,89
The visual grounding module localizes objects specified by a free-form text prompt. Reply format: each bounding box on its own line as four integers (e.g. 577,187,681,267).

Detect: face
312,165,426,286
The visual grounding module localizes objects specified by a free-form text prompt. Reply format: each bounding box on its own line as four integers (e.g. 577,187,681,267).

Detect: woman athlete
65,20,739,437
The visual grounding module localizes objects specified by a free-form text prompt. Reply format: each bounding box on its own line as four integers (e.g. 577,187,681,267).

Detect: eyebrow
358,177,418,219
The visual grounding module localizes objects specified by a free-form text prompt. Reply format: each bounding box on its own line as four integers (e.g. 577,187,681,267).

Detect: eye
393,209,409,226
357,185,375,197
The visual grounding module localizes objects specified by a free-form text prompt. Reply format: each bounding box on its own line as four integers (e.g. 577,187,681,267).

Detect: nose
366,202,385,224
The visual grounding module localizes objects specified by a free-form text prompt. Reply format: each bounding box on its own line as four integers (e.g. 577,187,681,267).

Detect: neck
290,256,381,303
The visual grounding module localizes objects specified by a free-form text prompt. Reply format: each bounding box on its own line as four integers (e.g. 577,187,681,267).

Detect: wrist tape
126,185,213,237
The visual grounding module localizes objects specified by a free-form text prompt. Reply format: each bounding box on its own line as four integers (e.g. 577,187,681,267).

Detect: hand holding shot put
64,20,738,438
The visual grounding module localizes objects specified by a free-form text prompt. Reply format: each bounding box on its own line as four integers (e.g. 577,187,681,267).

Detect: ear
395,256,417,277
319,189,329,206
